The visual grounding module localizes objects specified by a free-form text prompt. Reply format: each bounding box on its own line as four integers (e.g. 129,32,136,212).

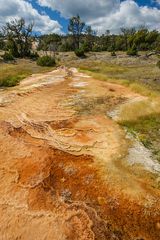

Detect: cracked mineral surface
0,67,159,240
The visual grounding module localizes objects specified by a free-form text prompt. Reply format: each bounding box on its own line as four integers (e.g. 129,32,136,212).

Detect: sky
0,0,160,35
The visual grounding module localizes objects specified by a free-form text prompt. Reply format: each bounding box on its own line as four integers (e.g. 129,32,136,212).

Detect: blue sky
30,1,69,33
131,0,156,6
33,1,157,32
30,0,160,33
0,0,160,34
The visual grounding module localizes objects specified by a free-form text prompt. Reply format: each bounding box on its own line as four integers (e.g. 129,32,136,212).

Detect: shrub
0,76,20,87
37,55,56,67
81,42,90,52
74,48,85,57
157,60,160,68
3,52,14,61
127,44,138,56
30,52,39,61
92,45,101,52
111,51,116,57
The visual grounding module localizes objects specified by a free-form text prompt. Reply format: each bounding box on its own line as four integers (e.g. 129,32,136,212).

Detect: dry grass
117,98,160,122
119,111,160,162
0,59,54,87
78,62,160,96
60,51,160,95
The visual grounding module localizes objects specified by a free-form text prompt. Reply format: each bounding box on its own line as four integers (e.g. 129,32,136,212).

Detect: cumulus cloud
0,0,62,34
38,0,160,34
155,0,160,4
38,0,120,20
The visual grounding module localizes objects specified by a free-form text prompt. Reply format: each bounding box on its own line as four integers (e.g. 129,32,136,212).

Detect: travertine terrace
0,67,160,240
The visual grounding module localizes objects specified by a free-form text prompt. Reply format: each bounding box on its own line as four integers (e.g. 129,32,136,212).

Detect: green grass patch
0,75,23,87
120,114,160,162
0,59,54,88
37,56,56,67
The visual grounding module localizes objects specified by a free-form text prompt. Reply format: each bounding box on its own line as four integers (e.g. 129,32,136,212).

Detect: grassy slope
0,59,54,87
61,51,160,94
79,63,159,95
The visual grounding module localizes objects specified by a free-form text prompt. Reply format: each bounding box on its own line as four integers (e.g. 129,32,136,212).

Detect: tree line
38,15,160,56
0,15,160,59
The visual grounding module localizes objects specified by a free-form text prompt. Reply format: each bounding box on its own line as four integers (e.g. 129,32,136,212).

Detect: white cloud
37,0,120,20
38,0,160,34
155,0,160,4
0,0,62,34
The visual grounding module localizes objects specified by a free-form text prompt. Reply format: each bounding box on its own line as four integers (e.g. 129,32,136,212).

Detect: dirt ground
0,67,160,240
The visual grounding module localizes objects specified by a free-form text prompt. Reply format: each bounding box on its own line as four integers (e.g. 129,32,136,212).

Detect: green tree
83,26,95,51
3,18,34,58
38,34,61,56
68,15,85,49
0,32,5,50
121,28,136,50
59,36,74,51
127,43,138,56
133,27,148,50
